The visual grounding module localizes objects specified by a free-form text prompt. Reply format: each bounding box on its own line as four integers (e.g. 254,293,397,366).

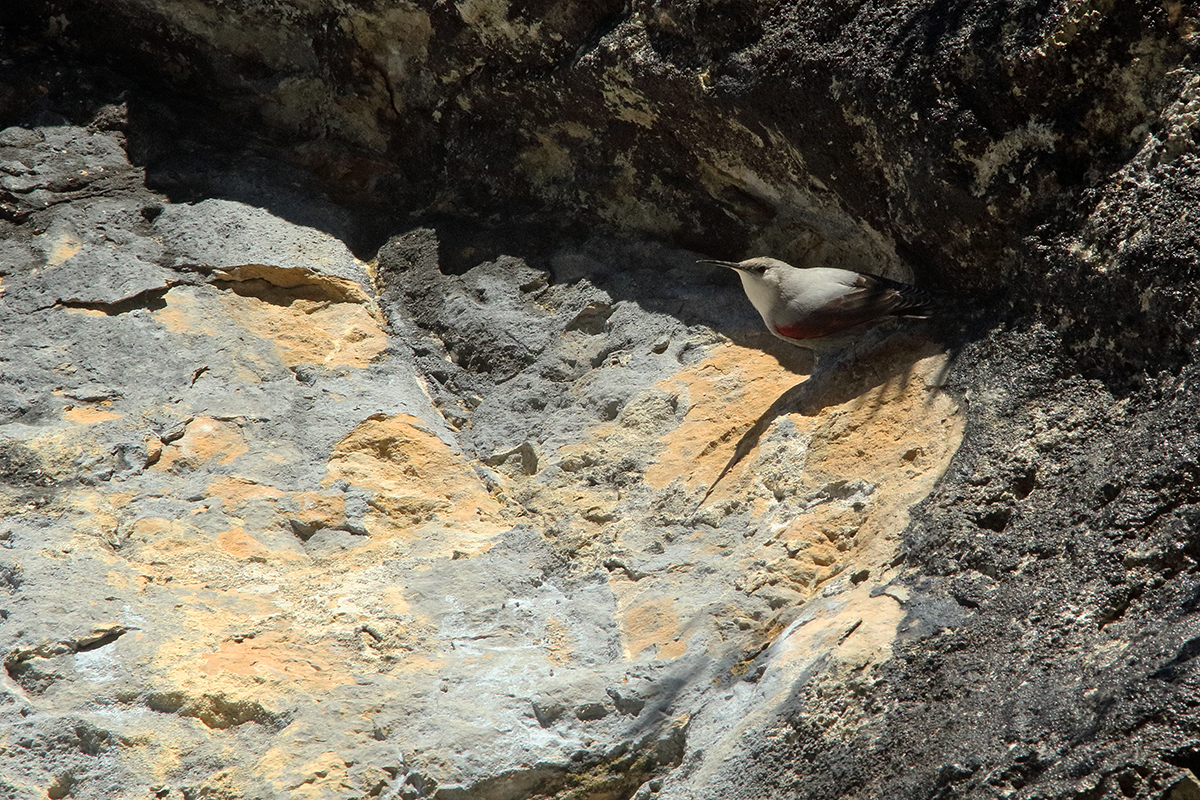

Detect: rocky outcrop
0,121,961,797
1,2,1200,799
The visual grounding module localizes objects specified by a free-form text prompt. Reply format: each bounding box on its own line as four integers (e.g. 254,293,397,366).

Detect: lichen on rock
2,1,1200,799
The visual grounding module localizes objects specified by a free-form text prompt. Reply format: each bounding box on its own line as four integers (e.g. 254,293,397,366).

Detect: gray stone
154,199,373,294
0,126,46,148
2,2,1200,799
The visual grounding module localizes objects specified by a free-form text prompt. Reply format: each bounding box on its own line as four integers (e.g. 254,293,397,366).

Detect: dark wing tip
855,273,938,318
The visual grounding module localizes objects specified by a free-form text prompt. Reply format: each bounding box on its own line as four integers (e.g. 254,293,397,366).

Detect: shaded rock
4,2,1200,799
0,118,963,798
154,199,376,299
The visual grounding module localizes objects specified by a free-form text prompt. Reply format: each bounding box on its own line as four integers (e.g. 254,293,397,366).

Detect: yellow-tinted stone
45,233,83,267
63,405,123,424
155,416,248,472
644,342,802,492
619,596,687,660
153,282,387,370
324,414,508,551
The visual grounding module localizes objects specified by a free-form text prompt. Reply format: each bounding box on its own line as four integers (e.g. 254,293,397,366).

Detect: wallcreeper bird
700,257,934,353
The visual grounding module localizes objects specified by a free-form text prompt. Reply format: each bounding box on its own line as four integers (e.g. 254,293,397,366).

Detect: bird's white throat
736,270,776,320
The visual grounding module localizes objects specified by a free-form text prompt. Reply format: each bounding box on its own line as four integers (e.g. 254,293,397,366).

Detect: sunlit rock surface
3,2,1200,799
0,124,960,798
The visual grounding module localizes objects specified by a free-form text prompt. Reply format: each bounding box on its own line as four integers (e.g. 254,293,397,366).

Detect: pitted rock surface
0,123,961,799
2,3,1200,800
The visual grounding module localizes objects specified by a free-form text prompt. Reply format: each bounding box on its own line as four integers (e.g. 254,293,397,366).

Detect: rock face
0,122,962,798
0,2,1199,800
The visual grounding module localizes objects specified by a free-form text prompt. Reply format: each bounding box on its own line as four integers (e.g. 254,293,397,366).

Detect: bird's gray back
773,267,862,315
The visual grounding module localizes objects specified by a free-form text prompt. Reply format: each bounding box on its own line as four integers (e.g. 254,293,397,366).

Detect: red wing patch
773,322,835,340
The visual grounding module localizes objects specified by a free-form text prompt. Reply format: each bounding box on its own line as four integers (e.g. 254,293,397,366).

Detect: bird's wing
832,272,933,316
775,273,933,340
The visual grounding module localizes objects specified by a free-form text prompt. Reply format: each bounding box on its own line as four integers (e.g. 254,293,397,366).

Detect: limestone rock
0,121,962,799
2,2,1200,799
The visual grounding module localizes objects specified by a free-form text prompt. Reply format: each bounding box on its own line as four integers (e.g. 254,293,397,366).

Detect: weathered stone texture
0,120,962,798
1,1,1200,799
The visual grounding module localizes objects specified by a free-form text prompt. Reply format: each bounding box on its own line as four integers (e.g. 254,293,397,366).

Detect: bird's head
697,256,789,277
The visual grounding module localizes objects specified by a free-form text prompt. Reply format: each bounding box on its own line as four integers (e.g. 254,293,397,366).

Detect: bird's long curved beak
697,259,740,270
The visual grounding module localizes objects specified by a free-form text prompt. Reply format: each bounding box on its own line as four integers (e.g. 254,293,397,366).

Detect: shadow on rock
697,329,951,508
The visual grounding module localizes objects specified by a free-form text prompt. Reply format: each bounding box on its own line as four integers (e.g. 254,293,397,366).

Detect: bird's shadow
698,326,950,507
